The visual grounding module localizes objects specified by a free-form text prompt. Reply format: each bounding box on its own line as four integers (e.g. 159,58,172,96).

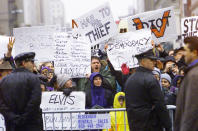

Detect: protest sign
0,35,9,59
13,26,62,61
107,29,152,70
181,16,198,40
0,114,6,131
127,6,177,44
41,91,85,130
74,2,118,46
54,32,91,78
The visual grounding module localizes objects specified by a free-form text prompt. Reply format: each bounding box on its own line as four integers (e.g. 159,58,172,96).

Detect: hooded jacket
86,72,113,109
106,92,129,131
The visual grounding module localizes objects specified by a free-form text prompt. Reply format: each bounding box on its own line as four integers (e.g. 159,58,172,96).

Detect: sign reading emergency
181,16,198,40
74,2,118,46
127,6,177,44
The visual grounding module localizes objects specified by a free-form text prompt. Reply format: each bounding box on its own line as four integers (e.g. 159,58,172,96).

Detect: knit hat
161,73,171,84
57,74,71,88
152,67,161,76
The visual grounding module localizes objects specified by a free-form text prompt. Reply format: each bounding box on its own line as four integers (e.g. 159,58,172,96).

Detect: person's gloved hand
121,63,129,75
63,88,72,96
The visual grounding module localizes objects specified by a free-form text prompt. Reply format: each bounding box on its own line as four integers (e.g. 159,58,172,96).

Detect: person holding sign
57,74,77,96
77,56,116,95
0,52,43,131
125,49,171,131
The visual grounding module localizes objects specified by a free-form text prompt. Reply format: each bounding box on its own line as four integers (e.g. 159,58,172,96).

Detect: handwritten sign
0,35,9,59
54,32,91,78
75,2,118,46
77,114,110,130
127,6,177,44
181,16,198,40
0,114,6,131
13,26,62,61
107,29,152,70
41,91,85,130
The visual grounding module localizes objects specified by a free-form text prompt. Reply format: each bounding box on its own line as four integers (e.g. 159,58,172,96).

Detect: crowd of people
0,32,198,131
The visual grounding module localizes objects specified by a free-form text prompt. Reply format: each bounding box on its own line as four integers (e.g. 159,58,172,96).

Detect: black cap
135,49,158,60
14,52,35,62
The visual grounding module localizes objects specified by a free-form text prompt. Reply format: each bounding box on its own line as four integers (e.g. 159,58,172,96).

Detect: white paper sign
107,29,152,70
0,114,6,131
181,16,198,40
0,35,9,59
54,32,91,78
41,91,85,130
13,26,62,61
75,2,118,46
127,6,177,44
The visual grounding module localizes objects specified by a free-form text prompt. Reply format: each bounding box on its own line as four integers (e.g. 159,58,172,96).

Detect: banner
54,32,91,78
107,29,152,70
181,16,198,40
75,2,118,46
127,6,177,44
0,35,9,59
41,91,85,130
13,26,62,61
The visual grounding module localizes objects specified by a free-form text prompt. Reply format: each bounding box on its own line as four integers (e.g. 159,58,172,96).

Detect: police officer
0,52,43,131
125,49,171,131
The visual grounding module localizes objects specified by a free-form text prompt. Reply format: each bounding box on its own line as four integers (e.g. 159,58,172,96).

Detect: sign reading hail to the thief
127,6,177,44
74,2,118,46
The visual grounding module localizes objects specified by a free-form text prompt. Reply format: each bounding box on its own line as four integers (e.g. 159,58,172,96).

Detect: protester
77,56,116,94
125,49,171,131
57,74,77,96
104,92,129,131
86,72,113,109
0,61,13,80
163,56,179,79
0,52,43,131
175,36,198,131
161,73,176,105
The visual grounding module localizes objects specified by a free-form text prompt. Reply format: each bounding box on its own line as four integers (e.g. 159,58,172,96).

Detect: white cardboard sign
75,2,118,46
107,29,152,70
127,6,177,44
181,16,198,40
0,35,9,59
54,32,91,78
41,91,85,130
13,26,62,62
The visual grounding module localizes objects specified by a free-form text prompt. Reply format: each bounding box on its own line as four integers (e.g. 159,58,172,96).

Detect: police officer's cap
14,52,35,62
135,49,158,60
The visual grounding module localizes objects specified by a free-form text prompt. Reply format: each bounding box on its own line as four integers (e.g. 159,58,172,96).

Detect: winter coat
103,92,129,131
86,72,114,109
125,66,171,131
0,68,43,131
77,66,116,94
175,63,198,131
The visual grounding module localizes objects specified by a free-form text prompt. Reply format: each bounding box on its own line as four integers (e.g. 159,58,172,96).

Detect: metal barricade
42,105,176,131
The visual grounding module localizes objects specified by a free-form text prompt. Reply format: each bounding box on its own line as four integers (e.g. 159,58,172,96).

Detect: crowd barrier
42,105,176,131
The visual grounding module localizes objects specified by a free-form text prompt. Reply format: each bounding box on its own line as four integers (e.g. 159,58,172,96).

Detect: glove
121,63,129,75
62,88,72,96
